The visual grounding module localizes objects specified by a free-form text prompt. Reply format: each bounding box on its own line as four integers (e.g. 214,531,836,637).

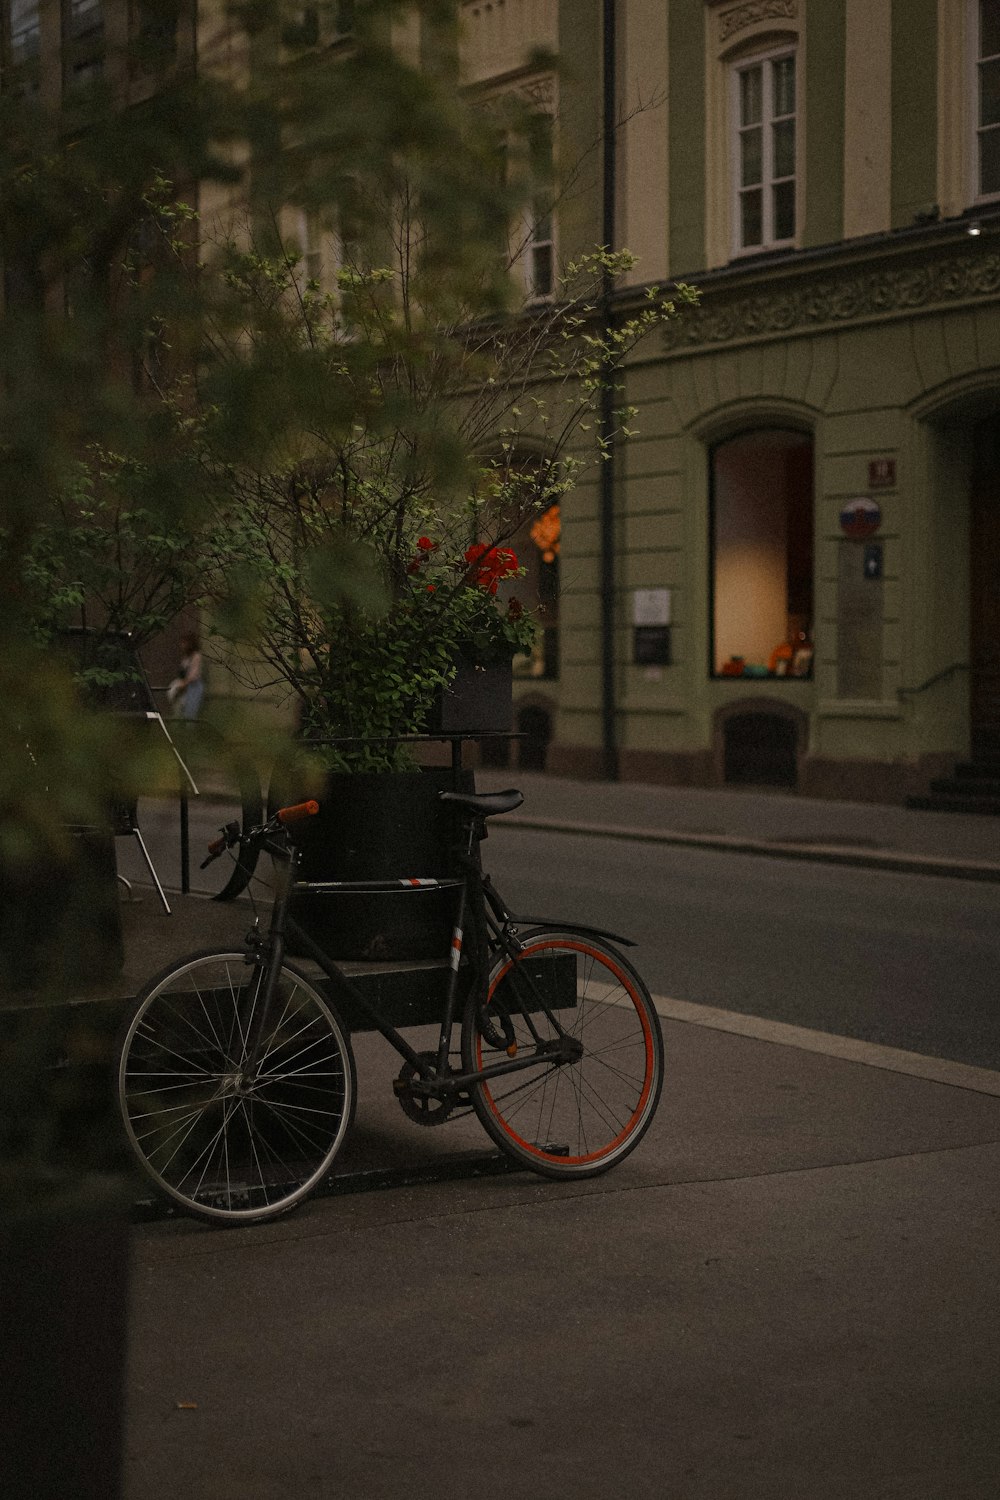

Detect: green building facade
495,0,1000,801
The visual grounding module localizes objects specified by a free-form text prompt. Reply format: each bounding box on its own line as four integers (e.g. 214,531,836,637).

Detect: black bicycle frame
245,833,579,1097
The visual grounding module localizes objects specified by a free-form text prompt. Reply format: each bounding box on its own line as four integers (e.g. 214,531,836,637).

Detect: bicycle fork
237,841,300,1090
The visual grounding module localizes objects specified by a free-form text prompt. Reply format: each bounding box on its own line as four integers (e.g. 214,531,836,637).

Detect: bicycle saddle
438,788,524,817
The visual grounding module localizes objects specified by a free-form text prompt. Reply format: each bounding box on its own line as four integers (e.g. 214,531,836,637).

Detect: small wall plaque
634,626,672,666
632,588,672,627
868,458,896,489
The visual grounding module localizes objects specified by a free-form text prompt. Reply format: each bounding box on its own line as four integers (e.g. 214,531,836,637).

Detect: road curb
649,993,1000,1097
498,815,1000,883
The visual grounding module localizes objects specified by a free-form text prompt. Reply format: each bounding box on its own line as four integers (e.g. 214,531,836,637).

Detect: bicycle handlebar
277,799,320,825
199,802,320,868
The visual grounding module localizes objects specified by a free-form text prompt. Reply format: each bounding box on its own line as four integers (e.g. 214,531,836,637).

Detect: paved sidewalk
50,772,999,1496
477,769,1000,880
126,974,1000,1500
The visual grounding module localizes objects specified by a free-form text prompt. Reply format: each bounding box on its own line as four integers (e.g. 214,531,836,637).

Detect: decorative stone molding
511,72,556,111
661,246,1000,353
459,0,557,89
473,70,556,114
717,0,798,46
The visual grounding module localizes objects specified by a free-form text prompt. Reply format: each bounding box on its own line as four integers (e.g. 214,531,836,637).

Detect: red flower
464,543,519,595
408,537,438,575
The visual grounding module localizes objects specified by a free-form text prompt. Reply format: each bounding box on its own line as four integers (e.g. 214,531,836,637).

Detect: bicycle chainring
394,1053,459,1126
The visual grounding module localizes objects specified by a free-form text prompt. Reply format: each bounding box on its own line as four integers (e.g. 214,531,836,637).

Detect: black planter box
431,658,513,735
280,767,476,962
0,825,124,994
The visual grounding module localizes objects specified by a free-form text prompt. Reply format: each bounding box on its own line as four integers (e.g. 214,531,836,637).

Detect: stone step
954,759,1000,781
907,792,1000,816
929,776,1000,798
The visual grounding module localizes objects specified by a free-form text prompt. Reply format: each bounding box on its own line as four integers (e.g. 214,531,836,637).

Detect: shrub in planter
258,539,532,958
194,237,695,960
197,237,695,775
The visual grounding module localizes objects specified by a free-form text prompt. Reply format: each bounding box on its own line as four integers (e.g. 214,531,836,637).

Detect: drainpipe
599,0,618,780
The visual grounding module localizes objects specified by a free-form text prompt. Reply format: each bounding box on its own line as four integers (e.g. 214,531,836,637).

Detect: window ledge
816,700,902,720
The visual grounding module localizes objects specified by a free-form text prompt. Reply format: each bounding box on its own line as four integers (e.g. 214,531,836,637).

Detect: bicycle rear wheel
117,949,355,1224
461,929,664,1179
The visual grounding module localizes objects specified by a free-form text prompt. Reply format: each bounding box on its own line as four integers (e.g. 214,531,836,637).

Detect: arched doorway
970,416,1000,759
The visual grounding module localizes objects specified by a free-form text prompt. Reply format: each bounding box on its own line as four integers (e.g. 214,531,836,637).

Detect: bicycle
116,789,665,1225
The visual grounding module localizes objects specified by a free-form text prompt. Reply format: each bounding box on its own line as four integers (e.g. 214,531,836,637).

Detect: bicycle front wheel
461,930,664,1179
117,949,356,1225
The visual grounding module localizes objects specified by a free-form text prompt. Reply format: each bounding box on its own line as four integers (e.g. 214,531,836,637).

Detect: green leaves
303,537,388,615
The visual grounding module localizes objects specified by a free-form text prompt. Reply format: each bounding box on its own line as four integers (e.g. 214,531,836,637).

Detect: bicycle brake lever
200,821,242,868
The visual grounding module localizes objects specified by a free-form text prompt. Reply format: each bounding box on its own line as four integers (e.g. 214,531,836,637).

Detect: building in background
464,0,1000,803
7,0,999,802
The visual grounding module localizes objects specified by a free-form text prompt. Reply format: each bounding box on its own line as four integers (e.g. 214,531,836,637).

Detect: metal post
599,0,619,782
179,783,190,895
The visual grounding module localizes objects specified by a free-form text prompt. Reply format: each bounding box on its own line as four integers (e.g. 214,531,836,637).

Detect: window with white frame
288,207,341,296
284,0,353,52
5,0,40,62
976,0,1000,199
523,113,555,299
732,48,796,254
481,102,556,301
62,0,104,87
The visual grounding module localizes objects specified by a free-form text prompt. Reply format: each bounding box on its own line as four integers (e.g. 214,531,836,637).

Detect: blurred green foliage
0,0,533,864
0,1,541,1196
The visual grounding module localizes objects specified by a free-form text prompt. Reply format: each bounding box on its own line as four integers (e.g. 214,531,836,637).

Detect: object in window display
720,656,745,677
790,645,813,677
769,640,794,675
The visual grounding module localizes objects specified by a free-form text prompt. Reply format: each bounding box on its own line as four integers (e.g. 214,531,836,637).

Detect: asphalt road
117,801,1000,1072
484,825,1000,1073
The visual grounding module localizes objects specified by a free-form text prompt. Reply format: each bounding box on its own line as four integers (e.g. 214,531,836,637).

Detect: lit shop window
711,429,813,680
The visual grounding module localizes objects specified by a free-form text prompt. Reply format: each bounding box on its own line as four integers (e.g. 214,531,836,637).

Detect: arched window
493,498,559,680
710,428,813,679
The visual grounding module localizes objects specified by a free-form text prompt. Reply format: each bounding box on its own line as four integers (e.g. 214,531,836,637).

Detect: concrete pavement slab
125,1017,1000,1500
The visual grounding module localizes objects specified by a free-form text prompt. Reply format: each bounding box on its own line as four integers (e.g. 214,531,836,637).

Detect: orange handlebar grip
277,799,320,824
